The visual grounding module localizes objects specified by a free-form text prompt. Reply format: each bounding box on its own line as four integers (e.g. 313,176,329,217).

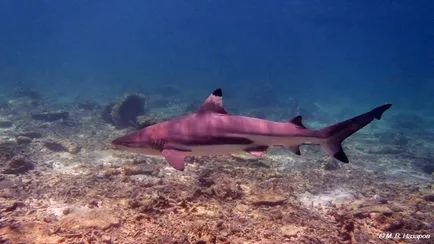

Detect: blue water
1,2,433,241
0,0,433,111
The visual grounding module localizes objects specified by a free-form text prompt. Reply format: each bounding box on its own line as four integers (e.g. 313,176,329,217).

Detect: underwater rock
423,194,434,202
0,120,13,128
246,193,287,206
59,209,120,231
2,156,35,175
136,115,165,129
16,136,32,144
212,182,244,200
102,94,147,128
198,170,215,187
31,111,69,122
16,131,43,139
42,138,81,154
43,213,58,223
353,205,393,219
4,201,25,212
324,160,340,171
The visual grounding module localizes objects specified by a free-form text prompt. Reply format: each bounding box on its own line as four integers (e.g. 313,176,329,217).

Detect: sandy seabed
0,93,433,244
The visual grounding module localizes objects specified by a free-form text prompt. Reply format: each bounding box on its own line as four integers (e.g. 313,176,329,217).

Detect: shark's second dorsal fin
198,88,228,114
290,116,306,128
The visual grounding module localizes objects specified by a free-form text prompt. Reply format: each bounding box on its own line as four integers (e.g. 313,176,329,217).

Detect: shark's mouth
111,138,147,148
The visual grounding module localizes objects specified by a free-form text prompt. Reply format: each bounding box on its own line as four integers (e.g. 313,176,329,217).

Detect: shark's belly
226,133,317,146
188,144,249,156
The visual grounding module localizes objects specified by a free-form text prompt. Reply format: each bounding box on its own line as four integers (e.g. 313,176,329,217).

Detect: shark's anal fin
161,149,186,171
198,88,228,114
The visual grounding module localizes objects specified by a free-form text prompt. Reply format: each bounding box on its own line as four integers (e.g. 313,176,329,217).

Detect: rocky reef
102,94,147,128
0,88,432,243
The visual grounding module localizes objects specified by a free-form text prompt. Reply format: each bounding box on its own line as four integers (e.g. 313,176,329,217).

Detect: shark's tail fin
318,104,392,163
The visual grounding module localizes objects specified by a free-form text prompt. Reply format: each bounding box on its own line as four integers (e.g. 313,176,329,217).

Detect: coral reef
0,88,432,243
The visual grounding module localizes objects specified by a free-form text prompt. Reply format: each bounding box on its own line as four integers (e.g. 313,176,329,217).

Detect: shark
112,88,392,171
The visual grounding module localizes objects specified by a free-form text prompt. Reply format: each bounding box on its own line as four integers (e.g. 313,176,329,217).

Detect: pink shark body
112,88,391,171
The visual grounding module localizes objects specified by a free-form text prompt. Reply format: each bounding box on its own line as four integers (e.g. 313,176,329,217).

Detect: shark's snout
112,133,152,149
111,137,125,146
111,134,139,148
111,137,130,150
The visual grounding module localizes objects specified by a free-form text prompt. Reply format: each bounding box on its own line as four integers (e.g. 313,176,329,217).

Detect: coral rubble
0,89,432,243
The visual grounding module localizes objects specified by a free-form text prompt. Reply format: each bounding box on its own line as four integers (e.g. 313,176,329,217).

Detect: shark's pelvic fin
161,149,186,171
198,88,228,114
244,146,268,157
246,151,266,157
319,103,392,163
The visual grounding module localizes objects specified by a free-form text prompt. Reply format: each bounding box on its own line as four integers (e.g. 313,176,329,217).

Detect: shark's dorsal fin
198,88,228,114
289,116,306,129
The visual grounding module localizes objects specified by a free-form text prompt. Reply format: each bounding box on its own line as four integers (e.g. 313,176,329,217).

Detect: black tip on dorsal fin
212,88,222,97
198,88,227,114
290,116,306,129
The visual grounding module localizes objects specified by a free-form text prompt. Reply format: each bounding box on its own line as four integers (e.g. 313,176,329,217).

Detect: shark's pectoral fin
287,146,301,155
161,149,186,171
